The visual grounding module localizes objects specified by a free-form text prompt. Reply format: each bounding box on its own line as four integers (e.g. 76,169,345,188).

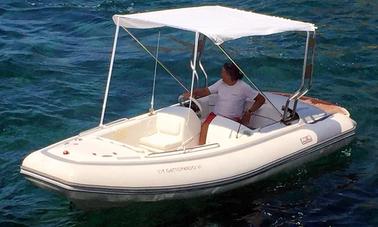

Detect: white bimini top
113,6,316,45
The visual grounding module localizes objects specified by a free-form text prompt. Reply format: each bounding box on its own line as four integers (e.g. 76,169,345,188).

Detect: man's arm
248,94,265,113
241,94,265,125
183,88,211,99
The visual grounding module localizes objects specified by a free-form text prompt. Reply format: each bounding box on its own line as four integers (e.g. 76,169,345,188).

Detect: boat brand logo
300,135,313,145
157,165,201,174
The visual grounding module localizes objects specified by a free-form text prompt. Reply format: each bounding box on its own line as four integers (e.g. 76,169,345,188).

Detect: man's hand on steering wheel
182,91,192,100
178,94,203,118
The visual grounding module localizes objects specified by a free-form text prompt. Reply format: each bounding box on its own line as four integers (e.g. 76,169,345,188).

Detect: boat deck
274,92,350,116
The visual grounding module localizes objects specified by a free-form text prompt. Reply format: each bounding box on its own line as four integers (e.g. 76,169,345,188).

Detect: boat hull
20,92,357,208
21,128,355,208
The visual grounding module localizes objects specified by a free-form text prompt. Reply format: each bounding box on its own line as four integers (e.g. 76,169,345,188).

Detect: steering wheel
178,95,203,118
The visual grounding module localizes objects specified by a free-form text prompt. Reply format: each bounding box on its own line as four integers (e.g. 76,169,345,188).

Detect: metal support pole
308,30,316,91
300,31,311,90
294,31,315,110
99,17,120,126
188,32,200,116
149,31,161,114
199,61,209,87
192,34,208,87
282,31,316,123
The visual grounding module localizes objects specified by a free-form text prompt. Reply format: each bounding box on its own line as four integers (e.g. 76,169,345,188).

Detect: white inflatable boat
20,6,356,207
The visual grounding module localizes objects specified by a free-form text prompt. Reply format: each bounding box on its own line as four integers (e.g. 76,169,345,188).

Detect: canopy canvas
113,5,316,45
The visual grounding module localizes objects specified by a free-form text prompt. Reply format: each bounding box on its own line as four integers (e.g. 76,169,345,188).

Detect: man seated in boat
183,62,265,144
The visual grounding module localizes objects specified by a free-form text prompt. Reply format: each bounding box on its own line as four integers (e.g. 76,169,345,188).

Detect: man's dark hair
223,62,243,81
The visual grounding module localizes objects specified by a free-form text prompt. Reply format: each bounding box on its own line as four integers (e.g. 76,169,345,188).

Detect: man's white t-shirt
208,79,258,119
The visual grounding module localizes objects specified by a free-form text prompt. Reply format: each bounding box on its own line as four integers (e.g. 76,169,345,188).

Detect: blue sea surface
1,0,377,226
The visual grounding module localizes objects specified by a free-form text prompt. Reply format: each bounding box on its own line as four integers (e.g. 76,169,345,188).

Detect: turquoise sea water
1,0,377,226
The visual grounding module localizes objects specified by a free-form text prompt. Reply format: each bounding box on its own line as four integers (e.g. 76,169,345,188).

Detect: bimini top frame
99,6,317,125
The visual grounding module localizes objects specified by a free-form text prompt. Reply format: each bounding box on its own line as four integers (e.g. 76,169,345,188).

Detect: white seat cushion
138,106,201,152
157,113,182,136
139,132,181,151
